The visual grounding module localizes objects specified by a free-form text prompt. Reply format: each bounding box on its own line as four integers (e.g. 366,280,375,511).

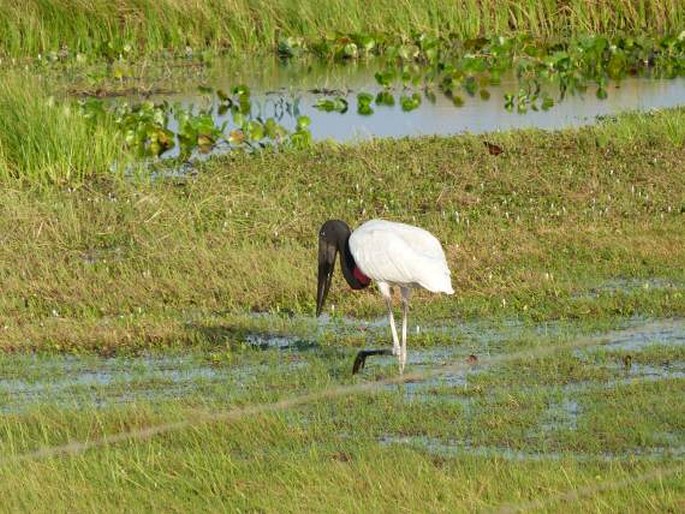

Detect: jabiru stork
316,219,454,374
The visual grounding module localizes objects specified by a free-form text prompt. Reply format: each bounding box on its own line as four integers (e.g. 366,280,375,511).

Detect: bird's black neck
338,235,370,290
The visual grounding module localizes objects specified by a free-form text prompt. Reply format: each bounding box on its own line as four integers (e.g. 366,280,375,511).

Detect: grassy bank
1,0,683,60
0,107,683,352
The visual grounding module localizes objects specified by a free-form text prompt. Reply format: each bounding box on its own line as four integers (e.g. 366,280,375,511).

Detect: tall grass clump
595,109,685,147
0,0,683,60
0,74,124,186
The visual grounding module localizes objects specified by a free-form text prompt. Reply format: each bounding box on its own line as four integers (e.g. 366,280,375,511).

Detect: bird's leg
399,287,411,374
378,282,401,356
351,282,399,375
387,296,401,357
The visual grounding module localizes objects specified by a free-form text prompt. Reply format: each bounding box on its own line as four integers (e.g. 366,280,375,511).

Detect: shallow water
540,397,580,433
0,354,232,413
1,317,682,415
574,278,683,301
596,318,685,352
149,56,685,158
380,434,685,462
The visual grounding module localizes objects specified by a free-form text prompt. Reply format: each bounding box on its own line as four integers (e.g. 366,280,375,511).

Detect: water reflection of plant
293,32,685,113
79,86,312,159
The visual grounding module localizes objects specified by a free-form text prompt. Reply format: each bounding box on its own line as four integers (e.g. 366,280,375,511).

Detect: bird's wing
349,220,453,293
356,219,446,259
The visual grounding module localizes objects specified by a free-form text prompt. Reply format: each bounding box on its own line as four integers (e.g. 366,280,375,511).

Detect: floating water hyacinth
78,86,313,159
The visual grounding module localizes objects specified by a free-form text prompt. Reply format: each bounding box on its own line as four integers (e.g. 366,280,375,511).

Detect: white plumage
349,220,454,294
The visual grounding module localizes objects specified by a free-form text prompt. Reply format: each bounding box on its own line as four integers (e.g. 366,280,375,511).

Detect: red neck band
353,266,371,286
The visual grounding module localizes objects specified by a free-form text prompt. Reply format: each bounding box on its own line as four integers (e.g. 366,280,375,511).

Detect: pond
142,56,685,159
208,57,685,136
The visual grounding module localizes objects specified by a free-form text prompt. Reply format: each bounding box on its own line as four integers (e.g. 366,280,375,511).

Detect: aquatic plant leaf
238,98,251,115
216,89,230,103
296,116,311,130
357,92,373,107
290,124,312,149
232,111,245,126
464,76,478,96
313,99,336,112
246,120,264,141
400,93,421,112
398,44,418,61
313,97,348,113
607,54,627,79
375,91,395,107
374,70,395,87
358,35,376,53
342,43,358,59
233,85,251,97
264,118,287,139
504,93,515,112
197,134,214,147
278,36,305,58
228,129,245,144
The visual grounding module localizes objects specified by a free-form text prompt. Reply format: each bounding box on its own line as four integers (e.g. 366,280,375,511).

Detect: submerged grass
0,0,683,60
0,317,683,511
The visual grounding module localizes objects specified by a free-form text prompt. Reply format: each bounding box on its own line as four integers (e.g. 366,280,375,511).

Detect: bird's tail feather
420,267,454,294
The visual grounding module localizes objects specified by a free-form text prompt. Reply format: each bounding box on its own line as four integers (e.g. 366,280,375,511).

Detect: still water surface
153,57,685,152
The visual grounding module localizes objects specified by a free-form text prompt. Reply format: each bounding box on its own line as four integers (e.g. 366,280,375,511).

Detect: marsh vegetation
0,1,683,511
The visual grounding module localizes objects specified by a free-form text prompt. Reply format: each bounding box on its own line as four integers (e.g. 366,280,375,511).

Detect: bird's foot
352,349,393,375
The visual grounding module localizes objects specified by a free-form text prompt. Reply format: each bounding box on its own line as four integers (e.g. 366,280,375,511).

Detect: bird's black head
316,220,351,317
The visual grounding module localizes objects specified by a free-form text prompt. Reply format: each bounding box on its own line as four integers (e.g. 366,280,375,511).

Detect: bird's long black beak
316,239,337,317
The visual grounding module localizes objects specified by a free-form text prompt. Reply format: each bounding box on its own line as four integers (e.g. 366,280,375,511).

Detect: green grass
0,0,683,60
0,318,682,511
0,73,125,185
0,105,684,351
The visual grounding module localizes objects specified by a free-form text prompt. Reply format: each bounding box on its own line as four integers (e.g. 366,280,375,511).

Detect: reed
0,73,124,185
0,0,682,60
